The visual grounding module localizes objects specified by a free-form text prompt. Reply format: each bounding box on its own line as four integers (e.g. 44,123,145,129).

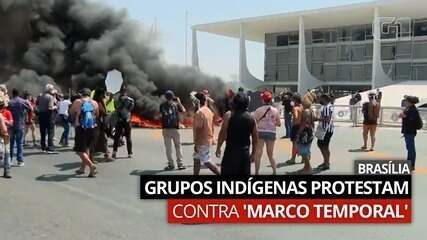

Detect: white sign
105,69,123,94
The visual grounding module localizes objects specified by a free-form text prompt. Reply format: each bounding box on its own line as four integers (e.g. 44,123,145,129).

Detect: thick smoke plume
0,0,225,117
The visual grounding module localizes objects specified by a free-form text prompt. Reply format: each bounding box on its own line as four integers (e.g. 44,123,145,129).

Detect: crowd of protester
0,83,424,179
0,83,135,179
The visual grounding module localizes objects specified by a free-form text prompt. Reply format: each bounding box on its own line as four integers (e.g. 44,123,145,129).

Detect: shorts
317,131,333,148
74,126,96,153
258,131,276,141
290,125,300,142
363,124,378,133
298,143,312,157
194,145,211,164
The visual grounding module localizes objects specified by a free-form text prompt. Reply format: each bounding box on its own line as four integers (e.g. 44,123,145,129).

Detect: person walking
69,88,99,178
112,86,134,159
253,91,281,175
281,91,293,139
361,92,380,151
216,92,258,176
58,94,72,147
193,92,220,175
8,89,32,167
160,90,186,171
23,93,37,147
286,94,303,164
92,89,113,162
0,97,11,178
400,96,423,171
315,94,334,171
37,84,58,153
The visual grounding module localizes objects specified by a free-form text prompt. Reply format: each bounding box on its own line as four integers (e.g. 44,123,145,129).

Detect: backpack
161,102,179,128
416,111,424,130
80,100,97,129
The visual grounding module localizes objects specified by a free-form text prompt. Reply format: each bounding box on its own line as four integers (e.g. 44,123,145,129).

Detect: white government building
192,0,427,98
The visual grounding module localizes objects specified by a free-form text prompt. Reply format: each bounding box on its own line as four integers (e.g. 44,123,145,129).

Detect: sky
95,0,372,82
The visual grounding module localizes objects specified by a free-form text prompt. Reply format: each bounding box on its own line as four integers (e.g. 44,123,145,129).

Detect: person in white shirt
58,95,72,147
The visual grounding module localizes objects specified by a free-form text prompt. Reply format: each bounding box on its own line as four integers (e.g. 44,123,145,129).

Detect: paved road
0,126,426,240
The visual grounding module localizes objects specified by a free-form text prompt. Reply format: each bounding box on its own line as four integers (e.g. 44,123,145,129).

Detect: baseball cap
260,90,273,103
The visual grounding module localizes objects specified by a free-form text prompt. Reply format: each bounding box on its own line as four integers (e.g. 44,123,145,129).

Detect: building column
239,23,246,87
298,16,321,94
192,29,199,68
372,7,392,89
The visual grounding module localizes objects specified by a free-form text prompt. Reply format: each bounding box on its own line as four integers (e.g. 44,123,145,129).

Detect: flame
131,114,222,129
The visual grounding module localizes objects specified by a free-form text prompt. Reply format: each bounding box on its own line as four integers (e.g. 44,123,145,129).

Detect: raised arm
215,111,231,158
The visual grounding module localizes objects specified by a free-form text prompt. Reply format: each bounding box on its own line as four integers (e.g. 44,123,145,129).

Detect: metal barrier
323,104,427,130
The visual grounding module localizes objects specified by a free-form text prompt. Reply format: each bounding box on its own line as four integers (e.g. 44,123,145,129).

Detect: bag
80,100,97,129
315,124,327,140
161,102,179,128
258,107,271,122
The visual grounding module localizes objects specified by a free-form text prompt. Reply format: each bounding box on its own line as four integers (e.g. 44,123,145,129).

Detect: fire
131,114,222,129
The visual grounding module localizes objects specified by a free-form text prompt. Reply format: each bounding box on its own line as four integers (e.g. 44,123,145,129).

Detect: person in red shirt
0,98,12,178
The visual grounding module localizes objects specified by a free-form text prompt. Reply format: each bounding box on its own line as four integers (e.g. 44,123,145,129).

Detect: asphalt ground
0,124,426,240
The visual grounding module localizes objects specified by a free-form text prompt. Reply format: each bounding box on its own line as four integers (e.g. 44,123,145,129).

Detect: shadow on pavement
286,168,323,175
130,170,166,176
36,174,79,182
23,152,47,157
54,162,81,171
276,161,303,169
348,148,370,153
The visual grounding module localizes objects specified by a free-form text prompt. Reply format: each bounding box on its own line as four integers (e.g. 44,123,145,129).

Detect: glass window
312,63,324,80
365,64,372,81
338,45,351,61
289,32,299,45
288,64,298,81
381,44,396,60
352,26,365,41
306,48,312,63
305,31,312,44
324,65,337,81
337,65,351,81
339,27,351,42
288,48,299,63
366,25,373,40
265,50,276,64
382,63,395,80
365,43,373,59
312,30,324,43
396,41,412,59
351,65,364,81
351,45,365,61
277,66,289,82
396,63,411,80
412,64,427,80
324,46,337,62
277,35,289,47
413,41,427,59
382,24,398,39
414,20,427,37
325,30,337,43
312,46,324,61
276,50,289,64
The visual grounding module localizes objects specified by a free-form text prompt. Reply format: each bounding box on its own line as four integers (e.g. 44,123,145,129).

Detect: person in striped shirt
316,94,334,171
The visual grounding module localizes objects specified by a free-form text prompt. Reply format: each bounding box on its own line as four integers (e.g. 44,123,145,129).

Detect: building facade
193,0,427,93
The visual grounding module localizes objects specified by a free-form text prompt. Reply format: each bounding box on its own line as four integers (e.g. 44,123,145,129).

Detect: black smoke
0,0,225,117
